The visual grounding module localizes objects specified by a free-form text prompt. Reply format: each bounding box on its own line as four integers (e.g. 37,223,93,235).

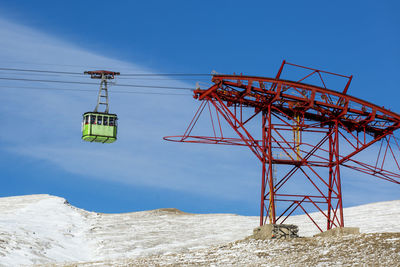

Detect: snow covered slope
0,195,92,266
0,194,399,266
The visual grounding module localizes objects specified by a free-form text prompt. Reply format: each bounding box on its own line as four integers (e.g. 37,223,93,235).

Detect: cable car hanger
81,70,120,144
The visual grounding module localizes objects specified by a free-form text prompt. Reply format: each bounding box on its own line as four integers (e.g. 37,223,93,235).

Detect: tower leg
327,128,333,229
260,105,276,226
267,105,276,224
260,112,267,226
327,120,344,229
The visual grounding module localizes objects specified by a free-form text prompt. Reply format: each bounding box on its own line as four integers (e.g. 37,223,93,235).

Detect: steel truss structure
164,61,400,231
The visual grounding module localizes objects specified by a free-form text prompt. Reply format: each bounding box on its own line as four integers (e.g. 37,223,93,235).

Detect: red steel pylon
164,61,400,231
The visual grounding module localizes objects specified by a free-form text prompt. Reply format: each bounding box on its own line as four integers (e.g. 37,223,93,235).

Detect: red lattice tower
164,61,400,231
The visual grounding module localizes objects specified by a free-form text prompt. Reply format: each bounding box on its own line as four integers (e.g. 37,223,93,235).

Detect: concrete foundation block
314,227,360,237
253,224,299,240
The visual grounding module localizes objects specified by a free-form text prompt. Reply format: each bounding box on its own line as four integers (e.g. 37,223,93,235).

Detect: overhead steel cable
0,70,210,81
0,77,194,91
0,61,213,73
2,71,84,78
0,67,213,77
120,73,212,77
117,77,211,81
0,67,82,75
0,85,191,96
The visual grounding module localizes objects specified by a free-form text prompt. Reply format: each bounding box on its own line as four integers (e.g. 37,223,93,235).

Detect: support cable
0,85,191,96
0,77,194,91
0,67,212,77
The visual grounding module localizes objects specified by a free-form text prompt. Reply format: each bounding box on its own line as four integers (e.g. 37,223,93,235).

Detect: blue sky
0,0,399,216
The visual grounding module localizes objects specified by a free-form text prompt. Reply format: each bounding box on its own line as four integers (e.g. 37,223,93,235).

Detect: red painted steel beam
165,62,400,232
197,75,400,122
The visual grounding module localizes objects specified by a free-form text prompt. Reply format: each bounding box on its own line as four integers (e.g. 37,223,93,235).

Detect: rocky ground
45,233,400,266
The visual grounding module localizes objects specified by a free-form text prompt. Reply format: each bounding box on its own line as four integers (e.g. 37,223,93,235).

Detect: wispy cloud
0,17,260,202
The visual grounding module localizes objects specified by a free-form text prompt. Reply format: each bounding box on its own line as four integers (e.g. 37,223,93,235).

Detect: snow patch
0,194,399,265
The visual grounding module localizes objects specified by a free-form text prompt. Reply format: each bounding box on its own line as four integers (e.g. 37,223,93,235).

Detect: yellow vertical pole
294,113,301,160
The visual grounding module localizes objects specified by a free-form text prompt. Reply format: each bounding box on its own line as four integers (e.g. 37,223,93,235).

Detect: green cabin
82,112,118,143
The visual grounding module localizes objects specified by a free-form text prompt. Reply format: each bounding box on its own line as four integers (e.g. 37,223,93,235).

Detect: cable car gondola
82,112,117,143
82,70,120,143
